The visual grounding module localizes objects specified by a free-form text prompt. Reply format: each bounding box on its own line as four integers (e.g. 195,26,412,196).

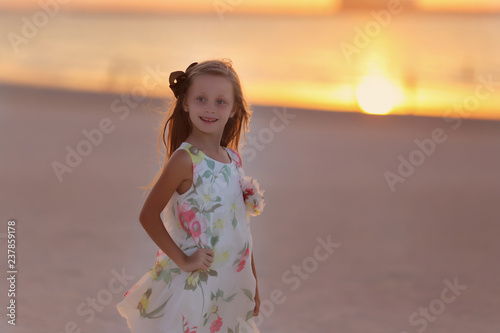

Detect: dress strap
225,147,242,167
177,142,205,167
177,142,191,151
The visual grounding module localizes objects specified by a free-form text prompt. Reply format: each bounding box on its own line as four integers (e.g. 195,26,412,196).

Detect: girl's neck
185,130,223,154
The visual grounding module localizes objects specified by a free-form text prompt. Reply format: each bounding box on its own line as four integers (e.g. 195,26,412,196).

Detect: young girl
117,60,265,333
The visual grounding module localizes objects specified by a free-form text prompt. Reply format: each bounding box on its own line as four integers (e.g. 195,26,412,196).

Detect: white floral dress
117,142,264,333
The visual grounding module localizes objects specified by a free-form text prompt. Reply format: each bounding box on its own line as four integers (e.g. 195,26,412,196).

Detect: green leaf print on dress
202,288,237,327
151,256,181,286
184,269,218,291
137,289,172,319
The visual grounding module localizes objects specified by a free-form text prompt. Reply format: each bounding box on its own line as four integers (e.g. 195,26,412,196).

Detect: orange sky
417,0,500,12
1,0,500,14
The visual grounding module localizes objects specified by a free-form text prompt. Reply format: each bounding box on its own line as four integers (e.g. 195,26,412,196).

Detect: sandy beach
1,83,499,333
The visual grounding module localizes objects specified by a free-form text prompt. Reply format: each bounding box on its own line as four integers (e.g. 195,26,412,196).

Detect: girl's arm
251,251,260,316
139,149,214,272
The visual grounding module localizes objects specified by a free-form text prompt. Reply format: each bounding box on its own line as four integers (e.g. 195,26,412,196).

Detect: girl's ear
182,95,189,112
230,106,237,118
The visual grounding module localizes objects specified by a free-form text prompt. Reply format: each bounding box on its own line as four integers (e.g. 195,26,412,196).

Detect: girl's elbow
138,214,148,226
139,209,156,226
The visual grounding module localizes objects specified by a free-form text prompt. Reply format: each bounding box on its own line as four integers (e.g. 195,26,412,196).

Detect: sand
0,84,499,333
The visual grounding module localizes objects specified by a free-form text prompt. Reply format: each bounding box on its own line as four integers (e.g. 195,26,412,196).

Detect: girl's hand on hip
181,248,214,272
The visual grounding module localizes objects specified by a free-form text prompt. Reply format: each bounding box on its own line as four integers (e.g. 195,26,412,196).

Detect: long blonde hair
142,59,251,194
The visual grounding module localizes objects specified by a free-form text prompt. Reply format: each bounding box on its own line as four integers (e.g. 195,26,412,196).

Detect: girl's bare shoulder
165,148,192,176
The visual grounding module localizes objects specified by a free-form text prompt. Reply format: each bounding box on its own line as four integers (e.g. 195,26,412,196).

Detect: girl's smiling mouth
200,117,218,123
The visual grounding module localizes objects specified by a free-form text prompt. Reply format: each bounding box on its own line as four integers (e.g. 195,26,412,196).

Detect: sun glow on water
355,76,405,115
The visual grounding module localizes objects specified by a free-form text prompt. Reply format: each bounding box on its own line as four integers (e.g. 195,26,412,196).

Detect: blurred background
1,1,500,333
1,0,500,118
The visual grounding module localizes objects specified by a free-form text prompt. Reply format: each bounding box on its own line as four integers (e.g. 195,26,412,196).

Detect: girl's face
183,74,236,136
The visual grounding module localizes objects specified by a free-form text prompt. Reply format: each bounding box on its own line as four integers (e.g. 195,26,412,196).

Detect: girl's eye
217,99,226,105
196,97,205,102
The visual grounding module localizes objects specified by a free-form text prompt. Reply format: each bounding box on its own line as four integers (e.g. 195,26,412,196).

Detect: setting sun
355,76,404,115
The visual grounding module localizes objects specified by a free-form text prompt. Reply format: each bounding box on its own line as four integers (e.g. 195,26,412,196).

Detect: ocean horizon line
2,81,499,124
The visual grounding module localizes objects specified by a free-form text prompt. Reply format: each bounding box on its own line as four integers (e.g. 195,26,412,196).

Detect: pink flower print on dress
236,260,246,272
183,314,198,333
233,242,250,273
240,248,250,261
236,248,249,272
193,163,203,178
210,316,223,333
189,217,208,246
154,249,165,266
177,202,196,233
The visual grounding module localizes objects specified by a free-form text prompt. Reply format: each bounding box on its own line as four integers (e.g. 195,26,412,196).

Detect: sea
0,10,499,119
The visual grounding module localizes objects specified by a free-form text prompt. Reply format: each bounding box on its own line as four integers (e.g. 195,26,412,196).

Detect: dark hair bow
169,62,198,98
